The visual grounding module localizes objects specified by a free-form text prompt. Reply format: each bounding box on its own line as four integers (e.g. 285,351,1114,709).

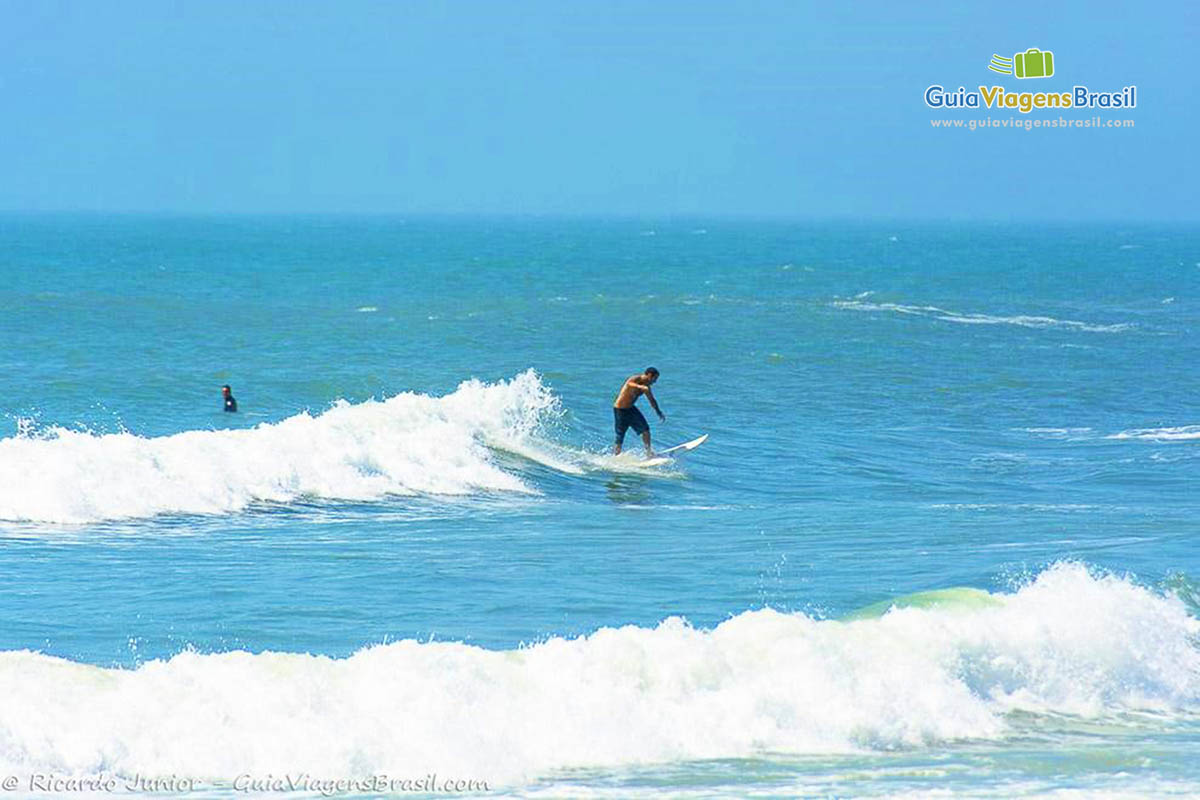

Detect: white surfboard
636,433,708,466
657,433,708,456
590,434,708,471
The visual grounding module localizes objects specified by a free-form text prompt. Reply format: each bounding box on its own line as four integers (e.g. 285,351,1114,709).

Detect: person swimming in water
613,367,664,456
222,384,237,413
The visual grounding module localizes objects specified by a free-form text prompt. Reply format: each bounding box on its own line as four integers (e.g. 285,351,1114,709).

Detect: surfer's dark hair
645,367,659,377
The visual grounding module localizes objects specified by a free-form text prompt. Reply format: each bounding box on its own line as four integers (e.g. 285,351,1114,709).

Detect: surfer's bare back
612,367,665,456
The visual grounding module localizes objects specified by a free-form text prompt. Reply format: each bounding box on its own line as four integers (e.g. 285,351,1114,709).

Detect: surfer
613,367,665,456
222,384,237,413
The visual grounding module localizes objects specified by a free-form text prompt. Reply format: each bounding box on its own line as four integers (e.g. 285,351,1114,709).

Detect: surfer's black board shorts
613,406,650,441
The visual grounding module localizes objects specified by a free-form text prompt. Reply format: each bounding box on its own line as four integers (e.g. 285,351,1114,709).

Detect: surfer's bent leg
627,408,651,456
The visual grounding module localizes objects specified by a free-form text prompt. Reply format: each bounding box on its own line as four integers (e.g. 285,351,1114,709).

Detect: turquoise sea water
1,216,1198,797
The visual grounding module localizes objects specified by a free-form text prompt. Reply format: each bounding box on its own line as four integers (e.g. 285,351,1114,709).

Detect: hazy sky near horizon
2,1,1195,219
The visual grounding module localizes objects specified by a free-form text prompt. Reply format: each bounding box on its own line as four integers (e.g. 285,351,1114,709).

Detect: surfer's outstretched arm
645,388,665,421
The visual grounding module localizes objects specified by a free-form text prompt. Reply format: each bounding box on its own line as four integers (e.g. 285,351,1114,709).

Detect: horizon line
0,210,1196,225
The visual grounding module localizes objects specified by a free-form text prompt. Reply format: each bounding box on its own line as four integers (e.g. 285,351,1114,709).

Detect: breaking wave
0,564,1195,785
0,371,562,524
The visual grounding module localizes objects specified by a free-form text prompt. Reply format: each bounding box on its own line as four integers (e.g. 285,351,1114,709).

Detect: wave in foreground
0,371,562,524
0,564,1196,784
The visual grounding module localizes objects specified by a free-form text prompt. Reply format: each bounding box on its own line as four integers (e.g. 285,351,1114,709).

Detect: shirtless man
612,367,665,456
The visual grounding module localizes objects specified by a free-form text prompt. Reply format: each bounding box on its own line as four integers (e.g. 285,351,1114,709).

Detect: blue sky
1,1,1195,219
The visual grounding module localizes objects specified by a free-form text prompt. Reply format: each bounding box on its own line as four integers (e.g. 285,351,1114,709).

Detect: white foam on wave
0,370,562,524
832,300,1133,333
1020,426,1094,440
0,564,1194,784
1108,425,1200,442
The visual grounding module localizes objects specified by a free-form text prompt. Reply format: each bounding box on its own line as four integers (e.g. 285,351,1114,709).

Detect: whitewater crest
831,299,1133,333
0,370,562,524
1108,425,1200,442
0,564,1195,784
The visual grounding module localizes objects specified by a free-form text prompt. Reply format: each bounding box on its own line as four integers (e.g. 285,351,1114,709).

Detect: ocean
1,215,1197,798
